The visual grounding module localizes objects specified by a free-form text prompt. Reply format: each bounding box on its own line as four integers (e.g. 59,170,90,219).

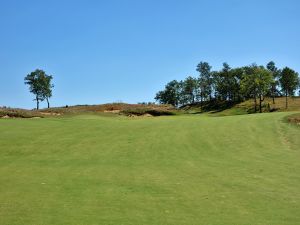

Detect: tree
220,63,232,100
41,74,54,108
255,67,273,113
182,76,198,104
155,80,181,107
155,61,299,113
266,61,280,104
196,62,212,109
24,69,44,110
279,67,299,109
229,67,244,102
211,70,221,100
241,66,258,112
24,69,54,109
213,63,241,101
241,65,273,113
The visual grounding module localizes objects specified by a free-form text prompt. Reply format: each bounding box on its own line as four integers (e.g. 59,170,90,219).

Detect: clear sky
0,0,299,109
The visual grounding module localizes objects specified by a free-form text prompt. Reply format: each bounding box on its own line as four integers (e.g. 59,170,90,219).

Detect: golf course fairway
0,112,300,225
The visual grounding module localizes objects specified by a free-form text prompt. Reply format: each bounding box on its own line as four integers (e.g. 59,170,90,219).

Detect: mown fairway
0,113,300,225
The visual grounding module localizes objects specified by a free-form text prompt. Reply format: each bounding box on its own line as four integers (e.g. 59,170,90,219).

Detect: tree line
24,69,54,110
155,61,300,112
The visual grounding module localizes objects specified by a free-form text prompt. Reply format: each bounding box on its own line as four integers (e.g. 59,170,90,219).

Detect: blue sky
0,0,299,109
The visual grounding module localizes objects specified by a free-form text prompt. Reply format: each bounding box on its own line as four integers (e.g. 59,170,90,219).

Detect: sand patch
104,110,120,113
40,112,61,116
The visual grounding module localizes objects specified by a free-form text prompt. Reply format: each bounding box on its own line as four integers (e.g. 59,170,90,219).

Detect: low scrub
121,108,175,116
0,108,42,118
287,113,300,126
40,103,175,115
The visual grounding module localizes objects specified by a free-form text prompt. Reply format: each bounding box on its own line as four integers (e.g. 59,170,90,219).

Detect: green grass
0,113,300,225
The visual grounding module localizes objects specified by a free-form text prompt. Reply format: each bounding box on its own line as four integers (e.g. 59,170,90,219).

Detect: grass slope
0,113,300,225
183,97,300,116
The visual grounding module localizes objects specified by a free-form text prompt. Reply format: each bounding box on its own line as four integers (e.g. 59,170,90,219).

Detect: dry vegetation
40,103,176,116
0,107,43,118
235,97,300,113
287,113,300,126
1,103,175,118
181,97,300,116
1,97,299,119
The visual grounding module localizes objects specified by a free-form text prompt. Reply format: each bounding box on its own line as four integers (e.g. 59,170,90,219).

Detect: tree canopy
155,61,299,112
279,67,299,108
24,69,54,109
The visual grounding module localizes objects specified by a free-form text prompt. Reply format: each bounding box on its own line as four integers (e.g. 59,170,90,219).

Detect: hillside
182,96,300,116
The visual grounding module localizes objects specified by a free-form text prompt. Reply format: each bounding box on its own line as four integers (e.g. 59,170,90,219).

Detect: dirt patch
1,115,10,118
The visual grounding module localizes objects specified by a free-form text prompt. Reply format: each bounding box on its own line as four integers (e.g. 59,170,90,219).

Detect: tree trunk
200,93,203,111
286,92,288,109
259,95,264,113
46,98,50,108
272,85,276,104
259,96,262,113
254,97,257,113
36,99,39,110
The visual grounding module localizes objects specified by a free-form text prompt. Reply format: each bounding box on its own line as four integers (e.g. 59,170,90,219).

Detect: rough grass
287,113,300,126
40,103,175,116
0,112,300,224
237,96,300,113
121,108,176,116
0,107,43,118
269,96,300,111
2,97,298,119
182,97,300,116
0,104,176,119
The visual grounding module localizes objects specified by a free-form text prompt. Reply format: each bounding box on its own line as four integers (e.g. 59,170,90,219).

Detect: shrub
121,108,175,116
